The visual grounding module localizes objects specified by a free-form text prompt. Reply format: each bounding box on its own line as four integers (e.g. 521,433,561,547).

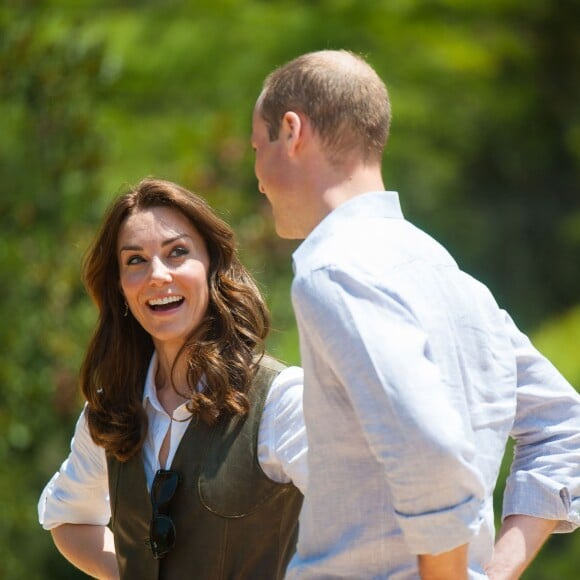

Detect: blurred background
1,0,579,578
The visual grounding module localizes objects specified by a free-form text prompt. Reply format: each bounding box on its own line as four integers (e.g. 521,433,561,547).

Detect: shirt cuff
396,494,483,554
503,471,580,533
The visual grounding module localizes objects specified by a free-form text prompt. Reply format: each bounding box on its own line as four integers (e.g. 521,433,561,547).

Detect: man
251,49,580,579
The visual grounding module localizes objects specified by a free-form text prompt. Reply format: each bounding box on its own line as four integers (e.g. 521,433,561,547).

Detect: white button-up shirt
287,190,580,579
39,355,306,529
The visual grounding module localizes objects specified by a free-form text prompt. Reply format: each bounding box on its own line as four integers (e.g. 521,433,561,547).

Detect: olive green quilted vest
107,356,303,579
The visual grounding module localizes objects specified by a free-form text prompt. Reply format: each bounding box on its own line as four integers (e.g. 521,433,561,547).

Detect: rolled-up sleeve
38,405,110,529
503,312,580,531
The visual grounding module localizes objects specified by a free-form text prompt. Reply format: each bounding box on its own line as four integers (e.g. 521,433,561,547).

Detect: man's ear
281,111,303,156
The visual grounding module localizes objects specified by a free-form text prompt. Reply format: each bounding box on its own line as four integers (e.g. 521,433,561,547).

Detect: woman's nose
149,257,172,284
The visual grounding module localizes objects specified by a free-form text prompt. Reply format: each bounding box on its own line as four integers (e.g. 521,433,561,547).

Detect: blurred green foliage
1,0,579,578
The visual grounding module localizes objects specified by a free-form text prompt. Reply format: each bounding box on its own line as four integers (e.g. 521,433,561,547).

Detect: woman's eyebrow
119,234,191,253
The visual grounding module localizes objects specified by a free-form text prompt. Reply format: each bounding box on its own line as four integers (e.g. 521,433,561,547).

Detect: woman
38,178,306,579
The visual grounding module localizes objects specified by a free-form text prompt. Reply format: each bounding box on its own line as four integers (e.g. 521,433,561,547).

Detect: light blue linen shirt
287,191,580,579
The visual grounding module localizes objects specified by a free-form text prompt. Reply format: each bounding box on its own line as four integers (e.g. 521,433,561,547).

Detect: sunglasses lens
150,515,176,559
151,470,179,507
148,470,179,559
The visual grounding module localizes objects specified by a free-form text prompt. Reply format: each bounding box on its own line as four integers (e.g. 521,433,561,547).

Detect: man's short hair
259,50,391,165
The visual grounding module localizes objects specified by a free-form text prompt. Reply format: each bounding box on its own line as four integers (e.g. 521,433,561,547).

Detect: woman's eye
126,255,144,265
171,246,189,258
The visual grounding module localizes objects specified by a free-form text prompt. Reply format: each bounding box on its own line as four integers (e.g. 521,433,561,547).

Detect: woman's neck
154,346,191,414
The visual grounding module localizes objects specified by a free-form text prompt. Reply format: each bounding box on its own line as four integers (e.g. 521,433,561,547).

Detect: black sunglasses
146,469,179,559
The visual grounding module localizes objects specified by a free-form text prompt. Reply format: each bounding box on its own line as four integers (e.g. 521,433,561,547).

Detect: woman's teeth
148,296,184,310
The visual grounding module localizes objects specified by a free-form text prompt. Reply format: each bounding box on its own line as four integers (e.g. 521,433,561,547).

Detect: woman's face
117,206,210,355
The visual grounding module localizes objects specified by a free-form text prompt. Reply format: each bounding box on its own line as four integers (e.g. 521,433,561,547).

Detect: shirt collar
293,190,402,265
142,352,205,419
142,352,161,409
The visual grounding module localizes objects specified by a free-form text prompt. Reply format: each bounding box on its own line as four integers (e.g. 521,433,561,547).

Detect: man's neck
294,148,385,239
319,161,385,215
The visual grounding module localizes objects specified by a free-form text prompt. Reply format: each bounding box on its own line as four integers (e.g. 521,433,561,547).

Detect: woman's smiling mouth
147,295,184,311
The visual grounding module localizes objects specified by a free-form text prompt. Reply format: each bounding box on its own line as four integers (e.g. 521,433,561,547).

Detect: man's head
252,50,391,239
257,50,391,166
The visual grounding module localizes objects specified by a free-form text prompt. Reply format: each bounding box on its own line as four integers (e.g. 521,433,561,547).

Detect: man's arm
486,515,557,580
502,312,580,530
418,544,468,580
51,523,119,580
293,267,485,555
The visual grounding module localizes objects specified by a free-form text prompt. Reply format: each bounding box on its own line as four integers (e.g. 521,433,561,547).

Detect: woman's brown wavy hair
81,178,270,461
